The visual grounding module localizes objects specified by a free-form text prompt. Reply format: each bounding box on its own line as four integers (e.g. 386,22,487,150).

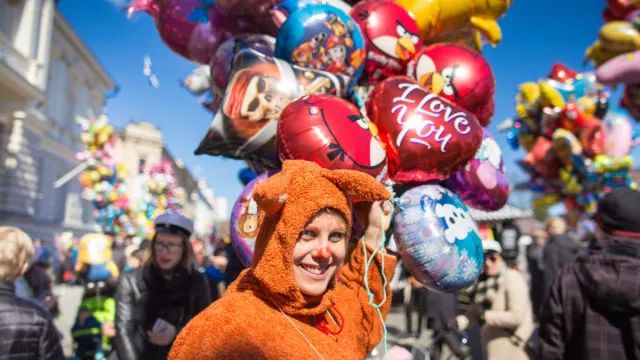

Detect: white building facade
0,1,115,240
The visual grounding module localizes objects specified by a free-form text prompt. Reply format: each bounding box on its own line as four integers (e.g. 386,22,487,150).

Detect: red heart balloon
367,76,483,183
278,95,388,179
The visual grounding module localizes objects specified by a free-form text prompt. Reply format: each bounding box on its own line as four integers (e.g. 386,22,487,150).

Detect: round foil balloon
128,0,256,64
231,171,276,266
407,44,495,126
196,46,349,168
350,0,421,83
270,0,353,28
445,130,509,211
367,76,483,183
394,185,483,292
278,95,387,179
275,4,366,82
604,112,633,158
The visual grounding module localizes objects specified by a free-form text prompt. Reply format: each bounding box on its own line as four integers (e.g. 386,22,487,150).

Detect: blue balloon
275,3,365,86
394,185,483,292
238,167,257,186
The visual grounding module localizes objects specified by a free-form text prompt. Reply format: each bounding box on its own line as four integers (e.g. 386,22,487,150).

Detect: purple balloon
129,0,257,64
596,50,640,86
445,129,509,211
230,171,276,267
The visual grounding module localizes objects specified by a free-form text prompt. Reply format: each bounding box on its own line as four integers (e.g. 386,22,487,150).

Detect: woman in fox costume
170,160,396,359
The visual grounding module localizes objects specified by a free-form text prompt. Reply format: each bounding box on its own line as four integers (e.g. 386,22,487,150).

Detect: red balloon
351,0,421,83
580,117,605,157
548,63,578,83
524,137,561,179
407,44,495,126
367,76,483,183
278,95,388,179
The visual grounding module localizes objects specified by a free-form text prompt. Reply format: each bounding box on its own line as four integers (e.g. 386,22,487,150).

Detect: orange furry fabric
170,160,396,359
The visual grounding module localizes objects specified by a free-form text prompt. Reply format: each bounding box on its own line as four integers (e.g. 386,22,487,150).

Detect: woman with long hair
113,212,211,360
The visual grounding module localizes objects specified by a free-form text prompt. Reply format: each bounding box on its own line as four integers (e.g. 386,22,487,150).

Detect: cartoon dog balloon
394,184,483,292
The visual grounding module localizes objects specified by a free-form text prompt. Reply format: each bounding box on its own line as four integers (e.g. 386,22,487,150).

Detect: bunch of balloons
586,2,640,121
76,115,133,234
132,0,514,292
133,161,186,237
502,63,637,216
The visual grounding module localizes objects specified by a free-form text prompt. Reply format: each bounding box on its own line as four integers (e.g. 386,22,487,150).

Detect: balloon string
361,212,389,356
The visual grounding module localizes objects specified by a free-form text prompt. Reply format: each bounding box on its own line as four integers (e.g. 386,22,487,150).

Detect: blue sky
58,0,630,210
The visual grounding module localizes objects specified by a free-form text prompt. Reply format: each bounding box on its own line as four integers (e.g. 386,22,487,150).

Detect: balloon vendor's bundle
130,0,514,292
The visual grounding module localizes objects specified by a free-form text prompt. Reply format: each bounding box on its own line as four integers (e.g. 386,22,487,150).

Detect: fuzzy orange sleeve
334,242,397,350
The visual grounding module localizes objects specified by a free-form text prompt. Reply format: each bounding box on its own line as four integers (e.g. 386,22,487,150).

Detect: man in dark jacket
539,188,640,360
542,216,580,300
0,226,64,359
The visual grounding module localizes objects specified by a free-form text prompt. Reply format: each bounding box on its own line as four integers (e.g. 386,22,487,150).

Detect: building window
138,157,146,174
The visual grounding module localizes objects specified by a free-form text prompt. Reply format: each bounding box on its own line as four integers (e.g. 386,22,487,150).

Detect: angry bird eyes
396,23,408,38
441,67,456,96
412,34,419,44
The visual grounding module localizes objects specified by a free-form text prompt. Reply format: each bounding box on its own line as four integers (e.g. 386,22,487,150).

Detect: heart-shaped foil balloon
393,184,483,292
278,95,387,180
367,76,483,183
444,129,509,211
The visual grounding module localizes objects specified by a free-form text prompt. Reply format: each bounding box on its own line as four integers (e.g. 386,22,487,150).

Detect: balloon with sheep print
393,184,483,292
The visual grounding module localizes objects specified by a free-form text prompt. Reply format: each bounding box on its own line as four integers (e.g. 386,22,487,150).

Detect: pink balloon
444,129,509,211
215,0,280,16
129,0,257,64
596,50,640,86
604,113,633,158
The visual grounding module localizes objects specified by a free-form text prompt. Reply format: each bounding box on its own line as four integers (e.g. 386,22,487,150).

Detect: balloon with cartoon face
196,46,350,168
275,3,366,84
351,0,421,82
444,129,510,211
278,94,387,179
407,44,495,126
394,184,483,292
231,171,277,266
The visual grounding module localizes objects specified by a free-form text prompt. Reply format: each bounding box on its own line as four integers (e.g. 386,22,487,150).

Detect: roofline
53,11,115,90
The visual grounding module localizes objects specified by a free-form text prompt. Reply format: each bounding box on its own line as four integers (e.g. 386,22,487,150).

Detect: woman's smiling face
292,210,348,298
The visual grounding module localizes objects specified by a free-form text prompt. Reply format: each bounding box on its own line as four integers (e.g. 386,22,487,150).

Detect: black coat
113,265,211,360
542,234,580,300
0,282,64,359
539,235,640,360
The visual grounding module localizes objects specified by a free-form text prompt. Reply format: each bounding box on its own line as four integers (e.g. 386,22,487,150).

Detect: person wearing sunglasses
456,240,535,360
113,212,211,360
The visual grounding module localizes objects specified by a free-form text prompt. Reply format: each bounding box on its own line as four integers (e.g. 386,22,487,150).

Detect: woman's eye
300,230,316,240
329,232,345,242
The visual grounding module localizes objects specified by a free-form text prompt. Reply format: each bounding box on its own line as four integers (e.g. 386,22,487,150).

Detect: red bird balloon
407,44,495,126
278,95,388,179
351,0,421,83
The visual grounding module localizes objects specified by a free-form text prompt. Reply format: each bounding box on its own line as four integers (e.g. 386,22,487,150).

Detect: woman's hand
357,200,392,249
147,323,177,346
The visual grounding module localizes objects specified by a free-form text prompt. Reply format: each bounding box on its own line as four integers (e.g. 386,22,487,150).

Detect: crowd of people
0,162,639,360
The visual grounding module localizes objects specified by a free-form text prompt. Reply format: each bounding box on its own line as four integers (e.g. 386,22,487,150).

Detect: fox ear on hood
252,171,291,216
322,169,390,202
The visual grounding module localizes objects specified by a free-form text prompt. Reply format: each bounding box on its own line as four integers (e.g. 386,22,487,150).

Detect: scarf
142,264,192,330
471,266,505,311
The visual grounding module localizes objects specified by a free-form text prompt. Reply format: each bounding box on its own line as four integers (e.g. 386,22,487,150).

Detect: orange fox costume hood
170,160,396,359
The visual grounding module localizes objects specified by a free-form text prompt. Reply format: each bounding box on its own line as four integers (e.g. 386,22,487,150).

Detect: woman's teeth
301,264,328,275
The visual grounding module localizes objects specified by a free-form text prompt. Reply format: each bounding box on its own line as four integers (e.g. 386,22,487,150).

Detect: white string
270,298,327,360
361,211,390,356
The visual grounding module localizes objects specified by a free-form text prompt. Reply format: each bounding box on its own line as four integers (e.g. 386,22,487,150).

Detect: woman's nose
311,244,332,259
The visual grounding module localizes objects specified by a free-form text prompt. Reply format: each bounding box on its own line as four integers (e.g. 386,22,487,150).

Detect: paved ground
53,284,84,357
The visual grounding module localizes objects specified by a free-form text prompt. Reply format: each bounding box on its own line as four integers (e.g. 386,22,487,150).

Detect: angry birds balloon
407,44,495,126
350,0,421,82
278,94,387,179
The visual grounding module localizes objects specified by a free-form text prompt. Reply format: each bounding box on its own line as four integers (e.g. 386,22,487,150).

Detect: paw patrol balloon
275,3,366,83
394,185,483,292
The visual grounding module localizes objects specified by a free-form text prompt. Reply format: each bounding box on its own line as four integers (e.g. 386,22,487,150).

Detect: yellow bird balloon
397,0,513,48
